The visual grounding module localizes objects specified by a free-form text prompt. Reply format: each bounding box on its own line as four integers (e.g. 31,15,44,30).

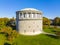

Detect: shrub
55,31,60,38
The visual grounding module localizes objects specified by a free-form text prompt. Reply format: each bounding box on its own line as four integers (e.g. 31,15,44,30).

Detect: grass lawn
43,28,55,34
15,34,60,45
0,34,6,45
43,27,60,34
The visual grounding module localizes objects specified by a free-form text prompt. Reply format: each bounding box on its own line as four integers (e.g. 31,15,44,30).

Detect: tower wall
18,19,42,35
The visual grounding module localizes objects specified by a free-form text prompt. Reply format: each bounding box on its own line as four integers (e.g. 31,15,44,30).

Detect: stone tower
16,8,43,35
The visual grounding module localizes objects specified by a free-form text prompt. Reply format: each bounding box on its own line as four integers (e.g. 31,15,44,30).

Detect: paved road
50,25,60,28
43,32,57,36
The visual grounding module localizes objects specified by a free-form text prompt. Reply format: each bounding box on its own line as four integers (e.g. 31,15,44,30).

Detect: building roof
16,8,42,14
21,8,39,11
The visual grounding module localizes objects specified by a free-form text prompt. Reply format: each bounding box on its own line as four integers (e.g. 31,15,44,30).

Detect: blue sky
0,0,60,19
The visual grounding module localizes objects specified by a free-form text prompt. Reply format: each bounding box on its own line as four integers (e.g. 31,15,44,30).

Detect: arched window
33,30,35,33
29,14,30,18
37,13,40,18
24,30,26,33
24,13,26,18
28,12,31,18
37,25,39,27
28,26,31,28
20,13,22,18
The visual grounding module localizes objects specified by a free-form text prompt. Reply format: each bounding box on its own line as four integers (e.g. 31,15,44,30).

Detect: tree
0,26,19,44
55,31,60,38
0,26,12,35
7,17,16,30
43,17,51,26
3,17,9,26
53,17,60,26
0,18,9,27
0,18,5,27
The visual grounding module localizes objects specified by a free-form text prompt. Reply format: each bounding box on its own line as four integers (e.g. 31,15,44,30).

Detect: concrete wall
18,19,42,35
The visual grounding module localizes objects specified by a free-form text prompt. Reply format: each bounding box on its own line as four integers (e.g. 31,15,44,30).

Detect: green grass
0,34,6,45
14,34,60,45
0,33,60,45
43,28,55,34
43,26,56,34
43,26,60,34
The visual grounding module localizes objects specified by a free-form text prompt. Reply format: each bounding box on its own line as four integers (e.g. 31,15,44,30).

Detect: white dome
21,8,40,11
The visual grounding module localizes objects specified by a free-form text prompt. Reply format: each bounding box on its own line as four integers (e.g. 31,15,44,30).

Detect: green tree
1,26,12,35
0,18,5,27
53,17,60,26
7,17,16,30
0,18,9,27
43,17,51,26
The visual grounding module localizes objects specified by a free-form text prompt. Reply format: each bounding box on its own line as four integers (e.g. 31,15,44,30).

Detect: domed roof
16,8,42,14
21,8,39,12
20,8,42,13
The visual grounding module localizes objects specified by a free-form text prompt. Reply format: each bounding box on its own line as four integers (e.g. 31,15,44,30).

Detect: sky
0,0,60,19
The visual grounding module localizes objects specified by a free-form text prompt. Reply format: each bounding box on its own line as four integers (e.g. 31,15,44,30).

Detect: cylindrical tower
16,8,43,35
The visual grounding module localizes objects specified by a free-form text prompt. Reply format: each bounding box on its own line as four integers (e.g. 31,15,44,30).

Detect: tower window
29,14,31,18
33,22,35,24
28,26,31,28
20,13,22,18
24,30,26,33
29,14,30,18
37,25,39,27
33,30,35,33
37,13,40,18
24,13,26,18
28,12,31,18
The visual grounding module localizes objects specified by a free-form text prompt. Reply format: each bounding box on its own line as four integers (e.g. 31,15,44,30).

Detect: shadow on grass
45,34,58,39
0,32,5,34
4,43,11,45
